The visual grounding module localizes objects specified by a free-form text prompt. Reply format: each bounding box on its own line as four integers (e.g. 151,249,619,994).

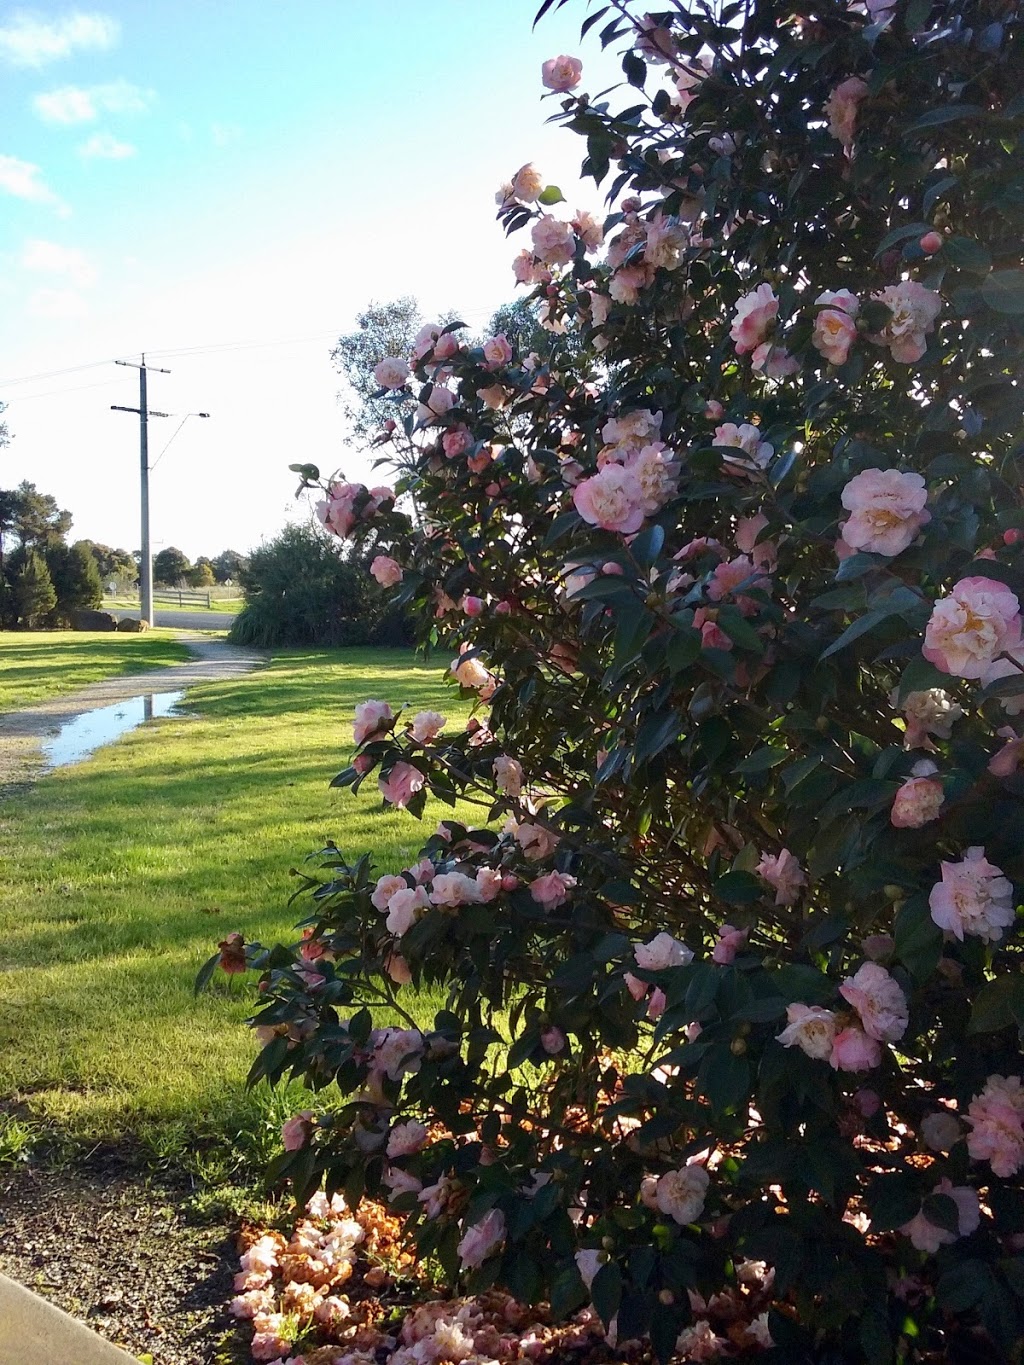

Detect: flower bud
920,231,943,254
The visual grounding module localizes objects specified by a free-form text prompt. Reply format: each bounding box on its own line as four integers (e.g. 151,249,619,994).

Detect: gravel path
0,634,265,794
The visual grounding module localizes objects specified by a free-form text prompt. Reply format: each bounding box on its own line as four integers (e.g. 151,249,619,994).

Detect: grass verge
0,630,194,714
0,647,474,1166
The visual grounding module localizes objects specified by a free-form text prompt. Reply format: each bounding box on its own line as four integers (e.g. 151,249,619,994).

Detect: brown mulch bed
0,1150,240,1364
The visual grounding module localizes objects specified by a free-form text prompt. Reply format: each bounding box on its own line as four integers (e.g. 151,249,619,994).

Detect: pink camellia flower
462,595,484,618
384,952,412,984
458,1208,506,1270
387,1119,428,1158
477,383,509,410
433,331,460,362
430,871,485,907
372,873,409,912
451,646,493,694
729,283,778,355
813,300,859,366
824,76,869,148
530,870,577,909
644,211,687,271
776,1003,838,1060
442,425,472,459
296,965,326,991
923,576,1022,679
965,1074,1024,1177
929,846,1014,943
541,1025,566,1055
635,931,694,971
532,215,575,267
830,1026,883,1072
217,930,246,974
603,407,663,450
412,322,442,360
409,710,446,745
370,555,403,588
382,1164,424,1200
482,333,513,369
897,686,962,749
755,848,806,905
654,1164,710,1224
839,468,930,557
839,962,909,1042
573,464,646,534
871,281,942,363
625,440,679,514
989,728,1024,777
920,230,943,254
379,762,425,809
899,1178,981,1254
572,209,604,252
922,1110,962,1152
707,553,768,614
694,607,732,651
734,512,776,569
385,885,431,936
353,699,394,746
751,341,800,378
714,421,774,472
493,755,524,798
542,53,583,90
373,356,410,390
417,384,455,425
511,162,543,203
250,1330,294,1361
474,867,502,902
371,1026,424,1082
316,480,362,539
512,820,560,861
891,761,944,828
281,1111,314,1152
712,923,748,964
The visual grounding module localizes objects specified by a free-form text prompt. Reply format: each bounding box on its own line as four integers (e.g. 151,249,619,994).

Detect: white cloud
0,153,65,209
21,237,97,287
79,130,135,159
27,286,88,318
0,10,118,66
33,79,154,125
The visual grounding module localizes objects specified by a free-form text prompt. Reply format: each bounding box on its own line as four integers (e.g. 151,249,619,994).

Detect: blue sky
0,2,617,559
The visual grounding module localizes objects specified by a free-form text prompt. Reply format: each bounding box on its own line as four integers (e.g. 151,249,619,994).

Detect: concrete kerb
0,1271,141,1363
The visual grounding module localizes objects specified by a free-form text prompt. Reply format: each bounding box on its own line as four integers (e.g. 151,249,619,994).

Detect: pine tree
13,549,57,627
54,541,103,614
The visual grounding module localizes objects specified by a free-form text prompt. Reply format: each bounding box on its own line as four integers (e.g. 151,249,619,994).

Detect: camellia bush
206,0,1024,1359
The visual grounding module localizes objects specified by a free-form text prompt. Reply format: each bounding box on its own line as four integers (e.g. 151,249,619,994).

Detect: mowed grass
0,647,476,1152
0,631,194,713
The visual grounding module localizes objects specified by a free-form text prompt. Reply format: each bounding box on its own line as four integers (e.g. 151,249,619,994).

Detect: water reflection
42,691,186,768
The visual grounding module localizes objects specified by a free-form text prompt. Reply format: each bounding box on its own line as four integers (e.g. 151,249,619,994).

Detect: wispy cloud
27,286,88,318
79,130,135,159
0,10,118,67
33,78,154,125
0,153,66,211
21,237,97,287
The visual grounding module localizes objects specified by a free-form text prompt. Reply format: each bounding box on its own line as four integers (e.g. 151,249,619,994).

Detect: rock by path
0,634,266,795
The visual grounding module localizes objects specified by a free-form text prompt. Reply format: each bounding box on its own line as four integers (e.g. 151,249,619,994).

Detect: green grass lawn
0,647,475,1160
103,596,242,614
0,631,194,714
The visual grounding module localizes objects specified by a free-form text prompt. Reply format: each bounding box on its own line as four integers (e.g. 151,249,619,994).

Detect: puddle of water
42,690,187,769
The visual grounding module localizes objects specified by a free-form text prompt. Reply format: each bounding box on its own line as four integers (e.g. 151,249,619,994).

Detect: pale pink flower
817,288,860,317
675,1320,727,1361
229,1288,274,1319
923,576,1022,679
531,215,575,267
387,1120,428,1158
898,687,962,748
493,755,524,797
729,283,778,355
755,848,806,905
457,1207,506,1271
929,846,1014,943
573,464,646,534
542,54,583,90
472,867,501,902
891,765,944,828
373,356,410,390
673,55,711,110
370,554,403,587
418,1175,454,1220
694,607,732,651
371,1026,423,1081
644,211,687,271
430,871,485,907
830,1027,883,1071
839,962,908,1042
839,468,930,557
751,341,800,378
966,1074,1024,1177
240,1236,281,1275
476,382,508,410
707,553,768,614
572,209,603,252
353,699,394,746
989,729,1024,777
382,1165,423,1199
824,76,869,148
624,971,648,1002
530,870,577,908
922,1110,962,1152
462,595,484,617
482,333,513,369
603,408,662,449
813,307,858,366
512,820,560,861
417,384,455,425
625,440,679,513
512,248,545,284
385,952,412,984
712,923,748,964
316,480,362,539
511,162,544,203
385,885,431,936
899,1178,980,1253
250,1331,293,1361
541,1025,566,1055
575,1249,603,1289
655,1164,710,1224
315,1295,352,1326
410,710,446,744
714,421,773,471
871,281,942,364
411,323,442,361
635,932,694,971
442,425,472,459
451,647,493,693
372,873,409,912
281,1111,314,1151
776,1003,838,1060
734,512,775,569
379,761,425,809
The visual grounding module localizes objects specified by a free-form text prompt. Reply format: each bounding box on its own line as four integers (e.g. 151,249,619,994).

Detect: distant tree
79,541,137,584
483,298,549,356
189,557,216,588
11,548,57,627
0,488,19,575
10,481,72,551
211,549,246,583
332,296,424,446
48,540,103,615
0,400,9,450
152,546,191,586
